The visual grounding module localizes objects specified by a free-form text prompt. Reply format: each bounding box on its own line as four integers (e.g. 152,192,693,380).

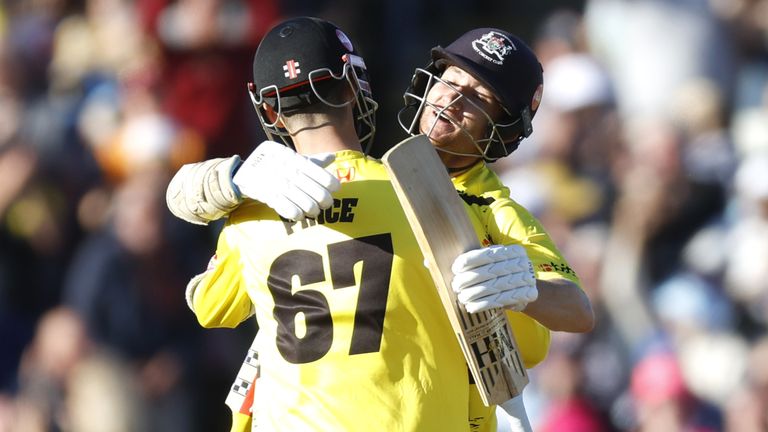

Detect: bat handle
499,395,533,432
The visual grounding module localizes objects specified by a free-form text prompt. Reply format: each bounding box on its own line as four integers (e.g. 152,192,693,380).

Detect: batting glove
451,244,538,314
233,141,340,221
167,156,243,225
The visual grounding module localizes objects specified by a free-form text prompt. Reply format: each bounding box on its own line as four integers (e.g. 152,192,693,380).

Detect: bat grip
499,395,533,432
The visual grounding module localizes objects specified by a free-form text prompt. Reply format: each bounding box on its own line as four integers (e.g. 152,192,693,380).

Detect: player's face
419,66,503,166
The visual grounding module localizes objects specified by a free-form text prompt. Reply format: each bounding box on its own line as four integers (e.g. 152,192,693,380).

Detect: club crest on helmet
399,27,543,161
472,31,516,65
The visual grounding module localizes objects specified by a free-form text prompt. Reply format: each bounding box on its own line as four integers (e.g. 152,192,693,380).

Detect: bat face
382,134,527,405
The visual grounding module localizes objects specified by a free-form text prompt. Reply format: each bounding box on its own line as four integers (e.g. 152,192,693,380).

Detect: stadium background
1,0,767,430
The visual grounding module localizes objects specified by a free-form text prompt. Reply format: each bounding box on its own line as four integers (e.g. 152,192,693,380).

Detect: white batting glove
451,244,538,314
233,141,340,221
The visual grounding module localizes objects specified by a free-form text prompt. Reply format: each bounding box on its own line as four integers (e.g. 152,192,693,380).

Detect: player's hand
451,244,538,314
166,156,243,225
233,141,340,221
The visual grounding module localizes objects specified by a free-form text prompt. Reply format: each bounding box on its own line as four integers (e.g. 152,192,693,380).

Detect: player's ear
262,103,285,128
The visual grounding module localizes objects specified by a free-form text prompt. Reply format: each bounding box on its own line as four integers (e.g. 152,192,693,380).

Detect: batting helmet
247,16,377,151
398,28,543,161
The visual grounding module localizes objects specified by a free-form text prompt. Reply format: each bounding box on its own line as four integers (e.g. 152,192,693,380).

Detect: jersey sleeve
487,202,583,367
487,200,582,286
462,201,552,369
188,226,254,328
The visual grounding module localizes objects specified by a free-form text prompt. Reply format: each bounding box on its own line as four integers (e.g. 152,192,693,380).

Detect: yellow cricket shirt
191,151,496,431
452,162,584,367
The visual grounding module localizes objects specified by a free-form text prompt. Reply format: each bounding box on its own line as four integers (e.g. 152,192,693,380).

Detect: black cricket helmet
247,16,378,151
398,28,544,161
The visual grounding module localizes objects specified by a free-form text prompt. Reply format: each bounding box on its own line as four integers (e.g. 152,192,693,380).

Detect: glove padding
233,141,340,221
166,156,243,225
451,244,538,314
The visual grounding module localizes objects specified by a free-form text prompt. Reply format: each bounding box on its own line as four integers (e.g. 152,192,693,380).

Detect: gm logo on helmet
472,31,516,65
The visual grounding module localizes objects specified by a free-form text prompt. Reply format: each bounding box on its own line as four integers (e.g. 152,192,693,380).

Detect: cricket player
398,28,593,335
395,28,595,429
179,17,543,431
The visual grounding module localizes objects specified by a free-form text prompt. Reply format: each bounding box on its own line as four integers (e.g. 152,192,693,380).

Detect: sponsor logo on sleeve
537,261,576,276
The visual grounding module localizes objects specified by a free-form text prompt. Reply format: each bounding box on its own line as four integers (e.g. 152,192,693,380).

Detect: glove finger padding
494,286,539,312
462,286,539,314
166,164,202,224
203,156,242,210
451,244,531,290
233,141,341,221
267,194,306,222
291,170,337,210
451,244,538,314
452,244,528,272
455,271,536,303
167,156,243,225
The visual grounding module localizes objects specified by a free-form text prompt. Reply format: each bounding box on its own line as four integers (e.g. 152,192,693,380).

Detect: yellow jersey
452,162,584,367
191,151,495,431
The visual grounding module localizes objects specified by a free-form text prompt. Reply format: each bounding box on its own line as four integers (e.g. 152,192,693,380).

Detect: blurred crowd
0,0,280,429
0,0,767,431
495,1,768,431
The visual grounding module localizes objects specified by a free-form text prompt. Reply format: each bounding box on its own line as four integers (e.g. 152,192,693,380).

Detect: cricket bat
382,135,532,431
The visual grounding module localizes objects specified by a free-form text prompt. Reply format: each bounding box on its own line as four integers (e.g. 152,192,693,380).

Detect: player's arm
450,242,590,368
186,229,254,328
523,277,593,332
166,141,340,225
452,201,553,368
451,244,538,314
487,205,595,333
186,265,254,328
451,243,553,369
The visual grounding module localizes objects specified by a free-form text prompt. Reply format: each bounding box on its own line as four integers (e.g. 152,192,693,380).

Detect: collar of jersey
451,160,487,187
450,161,506,198
332,149,366,162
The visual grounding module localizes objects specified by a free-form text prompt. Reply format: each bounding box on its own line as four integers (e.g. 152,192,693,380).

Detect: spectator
630,350,722,432
136,0,280,158
62,168,210,431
